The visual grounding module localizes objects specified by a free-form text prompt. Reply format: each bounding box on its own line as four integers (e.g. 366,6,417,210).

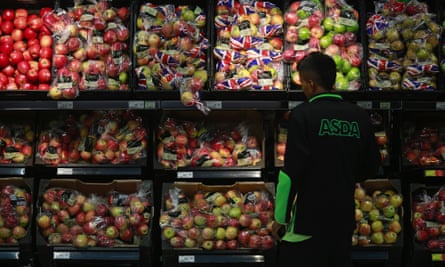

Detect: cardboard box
154,110,265,170
0,177,33,247
36,178,153,248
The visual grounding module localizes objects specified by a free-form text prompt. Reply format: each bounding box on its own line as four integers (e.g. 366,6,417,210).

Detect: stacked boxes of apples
353,179,403,246
44,0,131,100
0,119,35,165
133,2,209,95
409,185,445,250
36,110,147,165
160,182,275,250
284,0,362,91
213,0,284,91
156,111,263,169
366,0,442,91
36,179,152,248
0,7,54,90
0,178,33,245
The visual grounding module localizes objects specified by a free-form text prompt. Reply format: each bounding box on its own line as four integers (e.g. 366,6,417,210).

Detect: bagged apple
179,77,210,114
213,0,284,91
0,184,32,243
134,3,209,91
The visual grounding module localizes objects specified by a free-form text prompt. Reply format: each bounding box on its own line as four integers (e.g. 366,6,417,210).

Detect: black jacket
276,93,381,238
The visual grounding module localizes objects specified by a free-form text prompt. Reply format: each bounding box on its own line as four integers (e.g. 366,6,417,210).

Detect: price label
54,252,71,259
178,255,195,263
357,101,372,110
436,102,445,110
432,253,445,261
379,102,390,110
177,172,193,179
288,101,302,110
205,101,222,109
57,101,73,110
425,170,445,177
128,101,145,109
145,101,157,109
57,168,73,175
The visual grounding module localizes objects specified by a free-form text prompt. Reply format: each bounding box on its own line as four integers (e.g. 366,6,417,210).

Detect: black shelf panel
55,167,142,176
173,170,263,179
0,167,26,176
173,254,265,264
51,248,140,261
352,250,389,261
160,100,285,110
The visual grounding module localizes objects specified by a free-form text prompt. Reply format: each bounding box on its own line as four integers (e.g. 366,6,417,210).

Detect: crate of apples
156,111,263,169
36,179,153,248
36,110,147,166
160,182,275,250
0,178,33,245
44,0,131,100
353,179,403,247
0,7,54,90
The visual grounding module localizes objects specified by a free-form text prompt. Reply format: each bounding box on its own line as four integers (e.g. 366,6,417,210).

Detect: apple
40,35,53,48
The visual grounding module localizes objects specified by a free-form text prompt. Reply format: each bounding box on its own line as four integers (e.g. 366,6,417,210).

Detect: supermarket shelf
0,167,26,176
160,100,286,110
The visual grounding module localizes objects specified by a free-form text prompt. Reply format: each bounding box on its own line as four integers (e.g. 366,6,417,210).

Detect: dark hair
297,52,336,91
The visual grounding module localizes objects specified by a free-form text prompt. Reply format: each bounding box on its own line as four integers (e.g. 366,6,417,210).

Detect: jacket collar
308,93,342,103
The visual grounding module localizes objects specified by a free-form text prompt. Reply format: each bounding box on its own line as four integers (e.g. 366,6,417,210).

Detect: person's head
297,52,336,99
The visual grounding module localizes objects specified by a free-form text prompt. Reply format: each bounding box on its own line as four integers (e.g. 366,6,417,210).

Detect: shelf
51,247,140,261
0,167,26,176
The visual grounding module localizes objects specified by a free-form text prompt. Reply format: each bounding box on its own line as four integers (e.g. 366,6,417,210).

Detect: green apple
368,209,380,222
371,232,384,244
228,207,242,219
181,9,195,21
384,231,398,244
371,220,384,232
346,67,360,81
332,55,343,70
322,17,334,31
320,35,332,49
346,21,359,33
215,227,226,240
341,60,352,74
162,226,175,239
383,205,396,218
333,23,346,33
298,27,311,41
119,72,128,83
335,75,349,90
297,9,309,19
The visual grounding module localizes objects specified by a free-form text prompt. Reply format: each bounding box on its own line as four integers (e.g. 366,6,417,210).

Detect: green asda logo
318,119,360,138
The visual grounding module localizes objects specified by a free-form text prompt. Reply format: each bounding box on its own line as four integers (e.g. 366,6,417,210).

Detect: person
273,52,381,267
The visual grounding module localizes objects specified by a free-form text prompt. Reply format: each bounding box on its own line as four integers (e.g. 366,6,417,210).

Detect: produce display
213,0,284,91
43,0,131,99
411,186,445,250
366,0,442,91
156,114,262,169
134,2,209,110
0,7,54,90
160,183,275,250
36,180,152,248
0,182,32,244
283,0,362,91
0,121,34,164
36,110,147,166
353,181,403,246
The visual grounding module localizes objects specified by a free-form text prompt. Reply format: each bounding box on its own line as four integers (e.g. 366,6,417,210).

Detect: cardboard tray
36,178,153,248
161,181,275,251
154,110,265,170
0,177,34,247
354,179,404,249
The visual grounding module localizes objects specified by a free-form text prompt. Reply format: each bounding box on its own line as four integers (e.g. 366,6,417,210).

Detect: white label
57,168,73,175
57,102,73,109
357,101,372,109
178,255,195,263
145,101,157,109
436,102,445,110
205,101,222,109
128,101,145,109
288,101,302,110
54,252,70,259
177,172,193,179
379,102,390,110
